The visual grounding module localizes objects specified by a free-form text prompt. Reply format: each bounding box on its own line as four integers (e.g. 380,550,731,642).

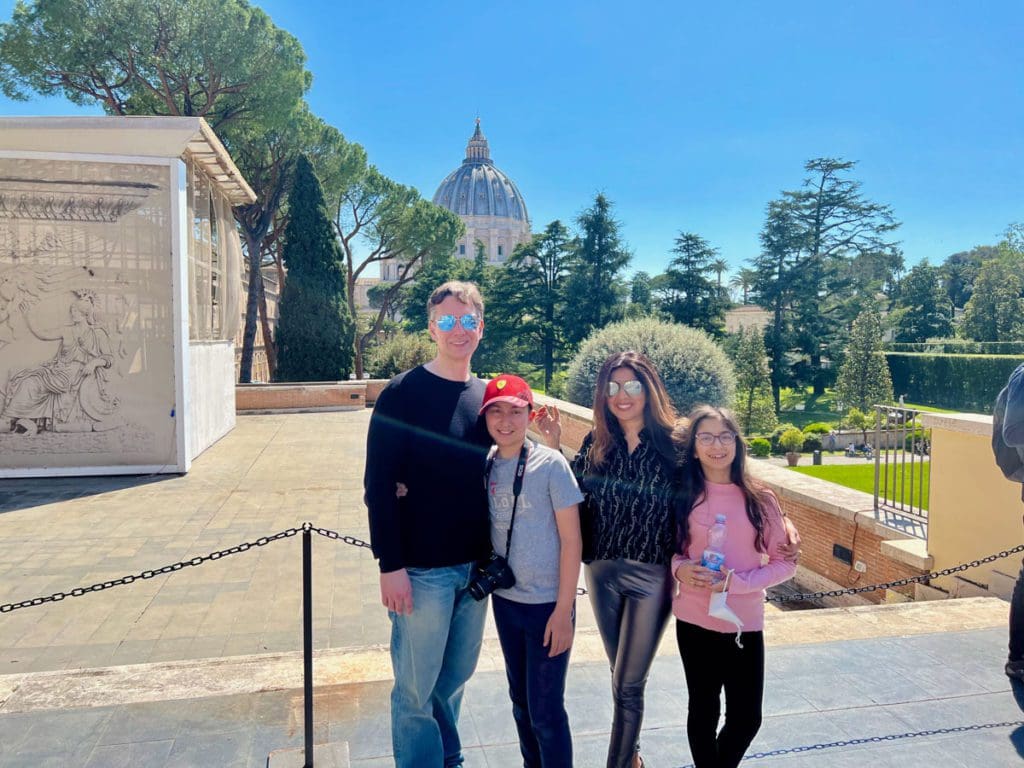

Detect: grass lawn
789,461,930,511
775,387,960,430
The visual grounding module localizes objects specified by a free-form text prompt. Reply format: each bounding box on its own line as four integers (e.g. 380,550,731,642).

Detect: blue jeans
493,594,574,767
389,563,487,768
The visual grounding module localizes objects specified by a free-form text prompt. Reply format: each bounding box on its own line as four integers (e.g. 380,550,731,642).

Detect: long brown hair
590,351,678,469
675,404,770,554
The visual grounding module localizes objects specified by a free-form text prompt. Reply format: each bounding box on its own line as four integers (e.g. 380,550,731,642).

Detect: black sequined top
572,429,679,565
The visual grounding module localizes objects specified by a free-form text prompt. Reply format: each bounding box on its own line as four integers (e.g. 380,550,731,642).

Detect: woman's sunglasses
607,380,643,397
433,313,480,332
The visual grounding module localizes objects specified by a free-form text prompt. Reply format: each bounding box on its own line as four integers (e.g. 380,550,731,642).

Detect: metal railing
873,405,929,539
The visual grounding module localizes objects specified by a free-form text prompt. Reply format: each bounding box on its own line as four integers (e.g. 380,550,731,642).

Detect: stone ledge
880,537,934,570
920,411,993,437
236,382,366,412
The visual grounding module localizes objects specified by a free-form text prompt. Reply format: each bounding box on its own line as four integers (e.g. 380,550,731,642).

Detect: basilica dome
431,120,531,264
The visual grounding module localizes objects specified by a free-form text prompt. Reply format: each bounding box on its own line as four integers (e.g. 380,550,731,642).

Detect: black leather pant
586,559,673,768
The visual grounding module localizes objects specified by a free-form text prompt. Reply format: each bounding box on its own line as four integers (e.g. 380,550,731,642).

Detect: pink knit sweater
671,481,796,633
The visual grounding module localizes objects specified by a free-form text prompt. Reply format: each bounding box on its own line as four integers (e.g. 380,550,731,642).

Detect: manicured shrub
778,428,805,454
886,353,1024,413
565,318,736,414
749,437,771,457
769,422,799,453
802,433,823,452
366,331,435,379
802,422,834,434
903,428,932,451
885,340,1024,355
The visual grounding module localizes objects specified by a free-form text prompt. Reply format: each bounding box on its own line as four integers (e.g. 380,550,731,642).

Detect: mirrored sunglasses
607,379,643,398
433,313,480,332
696,431,736,446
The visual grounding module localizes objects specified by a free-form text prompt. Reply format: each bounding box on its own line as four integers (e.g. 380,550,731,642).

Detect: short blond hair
427,281,485,320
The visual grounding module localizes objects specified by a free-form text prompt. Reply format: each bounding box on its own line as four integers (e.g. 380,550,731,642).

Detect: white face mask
708,570,745,648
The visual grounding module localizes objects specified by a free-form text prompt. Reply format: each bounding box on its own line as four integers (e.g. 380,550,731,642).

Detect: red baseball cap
480,374,534,414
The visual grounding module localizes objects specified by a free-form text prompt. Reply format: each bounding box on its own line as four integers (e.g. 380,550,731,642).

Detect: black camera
467,553,516,601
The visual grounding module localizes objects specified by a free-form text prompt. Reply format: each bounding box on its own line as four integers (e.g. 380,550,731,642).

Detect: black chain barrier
766,542,1024,604
675,720,1024,767
0,527,302,614
2,525,1021,611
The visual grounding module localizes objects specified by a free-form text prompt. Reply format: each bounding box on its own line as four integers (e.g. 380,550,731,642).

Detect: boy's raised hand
533,404,562,450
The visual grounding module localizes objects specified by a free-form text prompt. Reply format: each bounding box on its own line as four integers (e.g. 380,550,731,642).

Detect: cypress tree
733,327,779,434
834,310,894,412
275,155,355,381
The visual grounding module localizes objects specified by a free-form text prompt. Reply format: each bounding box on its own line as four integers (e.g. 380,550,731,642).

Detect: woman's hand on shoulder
777,515,801,562
534,405,563,450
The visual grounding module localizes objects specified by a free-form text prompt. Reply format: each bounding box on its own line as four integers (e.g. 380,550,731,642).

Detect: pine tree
732,328,778,435
564,194,631,344
275,155,355,381
893,261,953,342
659,232,724,333
833,310,894,412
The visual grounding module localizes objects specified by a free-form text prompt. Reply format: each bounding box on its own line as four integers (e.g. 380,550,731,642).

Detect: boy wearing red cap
480,374,584,767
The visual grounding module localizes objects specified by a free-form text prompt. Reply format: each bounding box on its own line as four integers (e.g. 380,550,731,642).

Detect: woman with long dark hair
537,350,681,768
672,405,797,768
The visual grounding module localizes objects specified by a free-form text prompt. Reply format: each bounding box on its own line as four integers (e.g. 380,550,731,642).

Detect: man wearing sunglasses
365,280,492,767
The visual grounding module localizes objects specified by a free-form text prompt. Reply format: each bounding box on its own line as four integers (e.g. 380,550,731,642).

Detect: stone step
949,575,995,598
268,742,349,768
989,567,1018,600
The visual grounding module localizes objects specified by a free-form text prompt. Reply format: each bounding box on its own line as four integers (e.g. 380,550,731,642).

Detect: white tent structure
0,116,256,476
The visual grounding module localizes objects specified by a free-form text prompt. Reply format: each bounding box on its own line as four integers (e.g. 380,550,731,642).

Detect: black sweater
364,366,492,572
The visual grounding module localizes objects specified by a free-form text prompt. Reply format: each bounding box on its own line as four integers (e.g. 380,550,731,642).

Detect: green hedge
885,340,1024,355
749,437,771,457
885,353,1024,413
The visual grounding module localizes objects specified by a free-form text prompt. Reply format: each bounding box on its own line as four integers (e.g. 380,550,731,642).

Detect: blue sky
2,1,1022,280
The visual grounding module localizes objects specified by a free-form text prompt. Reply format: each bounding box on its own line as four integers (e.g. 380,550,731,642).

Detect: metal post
303,526,314,768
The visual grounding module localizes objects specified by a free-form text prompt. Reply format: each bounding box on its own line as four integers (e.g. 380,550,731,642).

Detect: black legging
676,620,765,768
586,558,673,768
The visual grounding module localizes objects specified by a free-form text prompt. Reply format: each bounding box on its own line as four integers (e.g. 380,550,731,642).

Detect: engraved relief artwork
0,158,176,469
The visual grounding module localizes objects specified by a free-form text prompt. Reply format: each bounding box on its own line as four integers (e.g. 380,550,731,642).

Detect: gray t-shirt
488,442,585,604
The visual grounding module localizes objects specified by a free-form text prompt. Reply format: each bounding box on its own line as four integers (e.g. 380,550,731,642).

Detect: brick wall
772,494,924,603
236,383,365,412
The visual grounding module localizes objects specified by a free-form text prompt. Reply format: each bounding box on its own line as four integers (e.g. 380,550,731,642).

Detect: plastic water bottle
701,514,727,578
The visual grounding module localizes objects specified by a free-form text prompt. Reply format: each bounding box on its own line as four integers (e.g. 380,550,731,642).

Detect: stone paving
0,412,1021,766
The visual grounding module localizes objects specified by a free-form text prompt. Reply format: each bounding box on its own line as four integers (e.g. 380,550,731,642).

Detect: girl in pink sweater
672,405,797,768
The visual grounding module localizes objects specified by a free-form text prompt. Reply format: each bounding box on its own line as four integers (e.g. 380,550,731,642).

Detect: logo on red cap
480,374,534,414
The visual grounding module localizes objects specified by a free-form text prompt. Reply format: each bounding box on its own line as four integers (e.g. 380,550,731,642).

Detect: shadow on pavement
0,473,176,515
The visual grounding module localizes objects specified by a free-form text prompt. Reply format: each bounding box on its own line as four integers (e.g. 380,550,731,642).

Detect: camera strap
484,440,531,559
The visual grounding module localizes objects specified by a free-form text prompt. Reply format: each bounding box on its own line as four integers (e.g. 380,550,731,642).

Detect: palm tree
729,267,756,304
711,258,728,288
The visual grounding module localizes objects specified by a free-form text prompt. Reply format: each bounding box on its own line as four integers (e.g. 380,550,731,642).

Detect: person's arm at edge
364,384,413,614
545,502,582,657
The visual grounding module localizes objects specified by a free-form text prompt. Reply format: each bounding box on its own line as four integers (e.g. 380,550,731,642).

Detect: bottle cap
714,514,726,523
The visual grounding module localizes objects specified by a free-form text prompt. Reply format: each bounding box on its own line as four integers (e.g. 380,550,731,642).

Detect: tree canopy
0,0,310,133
